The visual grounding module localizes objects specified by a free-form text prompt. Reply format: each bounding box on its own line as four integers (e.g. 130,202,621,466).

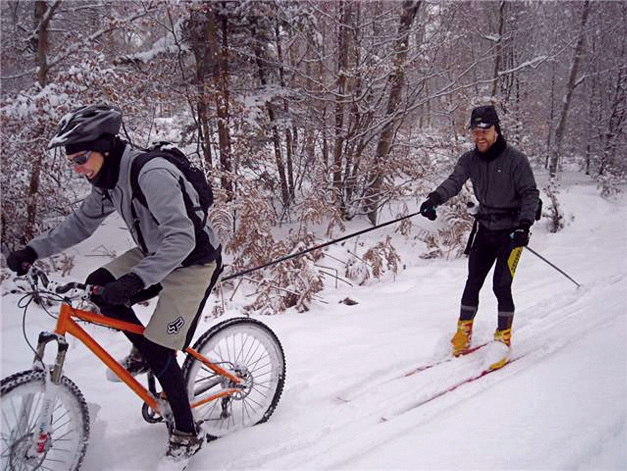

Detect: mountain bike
1,266,286,470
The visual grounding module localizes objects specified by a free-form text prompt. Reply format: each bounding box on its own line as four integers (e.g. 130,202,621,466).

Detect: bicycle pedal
141,402,163,424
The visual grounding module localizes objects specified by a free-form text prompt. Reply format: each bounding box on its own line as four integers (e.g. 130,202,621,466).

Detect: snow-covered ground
2,170,626,470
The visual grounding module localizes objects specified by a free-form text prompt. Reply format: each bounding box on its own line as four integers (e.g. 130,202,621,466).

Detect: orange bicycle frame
54,303,243,414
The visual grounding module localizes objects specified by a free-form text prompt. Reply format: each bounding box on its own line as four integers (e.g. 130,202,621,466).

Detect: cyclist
419,105,539,370
6,104,221,461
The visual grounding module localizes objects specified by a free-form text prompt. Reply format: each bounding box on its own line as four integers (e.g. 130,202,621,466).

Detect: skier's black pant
460,225,518,331
86,266,220,434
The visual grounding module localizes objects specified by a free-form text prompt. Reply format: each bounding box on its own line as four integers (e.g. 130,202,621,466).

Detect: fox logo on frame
167,316,185,335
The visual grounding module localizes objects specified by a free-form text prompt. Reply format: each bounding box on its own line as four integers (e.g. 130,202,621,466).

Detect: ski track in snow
1,171,626,470
196,274,625,471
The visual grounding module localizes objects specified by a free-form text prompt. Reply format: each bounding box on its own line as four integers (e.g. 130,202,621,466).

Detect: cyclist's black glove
102,273,145,306
7,246,38,276
419,192,443,221
510,220,532,248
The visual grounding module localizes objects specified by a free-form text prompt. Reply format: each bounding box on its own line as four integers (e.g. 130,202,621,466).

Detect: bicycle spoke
242,337,262,366
51,426,77,443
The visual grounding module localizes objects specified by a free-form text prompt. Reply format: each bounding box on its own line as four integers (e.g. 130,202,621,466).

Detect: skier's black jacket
431,136,539,230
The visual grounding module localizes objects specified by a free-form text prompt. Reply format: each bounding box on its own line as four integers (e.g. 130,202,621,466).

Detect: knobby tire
181,317,286,440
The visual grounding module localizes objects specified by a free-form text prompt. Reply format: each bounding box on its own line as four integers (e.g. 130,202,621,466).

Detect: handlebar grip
55,282,87,294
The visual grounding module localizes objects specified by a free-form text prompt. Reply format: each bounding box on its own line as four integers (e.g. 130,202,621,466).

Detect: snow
1,170,626,470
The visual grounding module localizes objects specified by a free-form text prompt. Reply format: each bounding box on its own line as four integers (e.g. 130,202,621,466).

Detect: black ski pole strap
526,246,581,288
221,210,422,282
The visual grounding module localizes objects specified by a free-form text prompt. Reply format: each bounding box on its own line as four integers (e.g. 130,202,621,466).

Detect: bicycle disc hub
10,434,48,468
226,365,253,400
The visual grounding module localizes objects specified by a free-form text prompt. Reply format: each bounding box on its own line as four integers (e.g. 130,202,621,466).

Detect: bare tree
548,0,590,177
365,0,421,224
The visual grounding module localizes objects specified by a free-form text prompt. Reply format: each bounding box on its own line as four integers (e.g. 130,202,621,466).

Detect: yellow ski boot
451,320,474,357
484,328,512,370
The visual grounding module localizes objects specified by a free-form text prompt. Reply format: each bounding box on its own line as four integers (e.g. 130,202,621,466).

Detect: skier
6,104,221,461
419,105,539,369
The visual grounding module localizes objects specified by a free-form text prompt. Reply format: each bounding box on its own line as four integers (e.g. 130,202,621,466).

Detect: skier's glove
101,273,145,306
7,246,38,276
510,221,532,248
419,192,443,221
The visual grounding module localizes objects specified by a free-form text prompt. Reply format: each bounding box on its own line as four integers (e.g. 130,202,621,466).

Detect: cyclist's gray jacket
431,144,539,230
29,146,221,287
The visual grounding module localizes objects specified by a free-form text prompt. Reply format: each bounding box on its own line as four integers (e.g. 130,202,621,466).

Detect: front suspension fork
26,331,69,458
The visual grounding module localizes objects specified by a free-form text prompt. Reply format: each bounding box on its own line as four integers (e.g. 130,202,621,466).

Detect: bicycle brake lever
25,265,38,287
39,271,49,288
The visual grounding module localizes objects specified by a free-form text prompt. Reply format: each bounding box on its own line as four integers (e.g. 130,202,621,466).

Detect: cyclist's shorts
103,248,218,350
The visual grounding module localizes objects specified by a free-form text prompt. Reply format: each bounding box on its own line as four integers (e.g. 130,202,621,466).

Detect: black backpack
130,142,217,266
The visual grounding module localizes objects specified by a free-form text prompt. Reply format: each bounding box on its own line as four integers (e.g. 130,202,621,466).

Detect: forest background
1,0,625,314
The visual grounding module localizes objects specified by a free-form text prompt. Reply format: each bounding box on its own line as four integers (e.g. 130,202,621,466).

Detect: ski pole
221,210,422,282
526,246,581,288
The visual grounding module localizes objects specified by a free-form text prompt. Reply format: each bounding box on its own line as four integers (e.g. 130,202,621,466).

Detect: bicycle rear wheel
1,370,90,471
182,317,285,440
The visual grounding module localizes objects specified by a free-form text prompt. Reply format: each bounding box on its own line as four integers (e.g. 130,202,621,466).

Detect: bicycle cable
17,291,45,368
16,286,74,368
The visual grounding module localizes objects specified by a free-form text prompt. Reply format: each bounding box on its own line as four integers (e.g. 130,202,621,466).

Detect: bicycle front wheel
182,317,286,440
1,370,90,471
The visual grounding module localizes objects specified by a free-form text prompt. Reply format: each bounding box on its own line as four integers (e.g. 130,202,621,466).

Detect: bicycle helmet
49,104,122,149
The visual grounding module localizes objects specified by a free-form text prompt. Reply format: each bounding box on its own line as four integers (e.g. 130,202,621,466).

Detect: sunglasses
67,151,92,166
471,127,494,137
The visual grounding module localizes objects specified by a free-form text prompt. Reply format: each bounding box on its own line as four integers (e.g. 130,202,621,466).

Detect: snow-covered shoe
483,328,512,371
451,320,474,356
106,347,149,382
165,427,205,462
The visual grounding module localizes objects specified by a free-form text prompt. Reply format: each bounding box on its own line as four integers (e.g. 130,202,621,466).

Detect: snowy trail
191,271,625,471
2,171,626,470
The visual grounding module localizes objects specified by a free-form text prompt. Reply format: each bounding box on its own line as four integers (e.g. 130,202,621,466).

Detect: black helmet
49,104,122,149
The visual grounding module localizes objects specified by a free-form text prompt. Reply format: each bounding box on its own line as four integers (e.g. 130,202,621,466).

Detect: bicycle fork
26,331,69,459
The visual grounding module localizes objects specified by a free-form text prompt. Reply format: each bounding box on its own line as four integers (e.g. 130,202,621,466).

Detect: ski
381,356,520,421
337,343,489,403
403,342,488,377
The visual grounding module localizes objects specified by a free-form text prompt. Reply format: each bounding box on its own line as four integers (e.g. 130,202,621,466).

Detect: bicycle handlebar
24,265,102,298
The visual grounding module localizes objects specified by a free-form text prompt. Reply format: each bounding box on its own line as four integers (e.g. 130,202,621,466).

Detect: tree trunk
333,2,350,207
25,0,54,241
190,10,213,169
251,19,290,207
34,0,48,87
206,10,233,195
24,153,42,243
365,0,421,225
275,21,295,201
546,61,556,169
491,1,506,98
601,67,626,174
548,0,590,177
